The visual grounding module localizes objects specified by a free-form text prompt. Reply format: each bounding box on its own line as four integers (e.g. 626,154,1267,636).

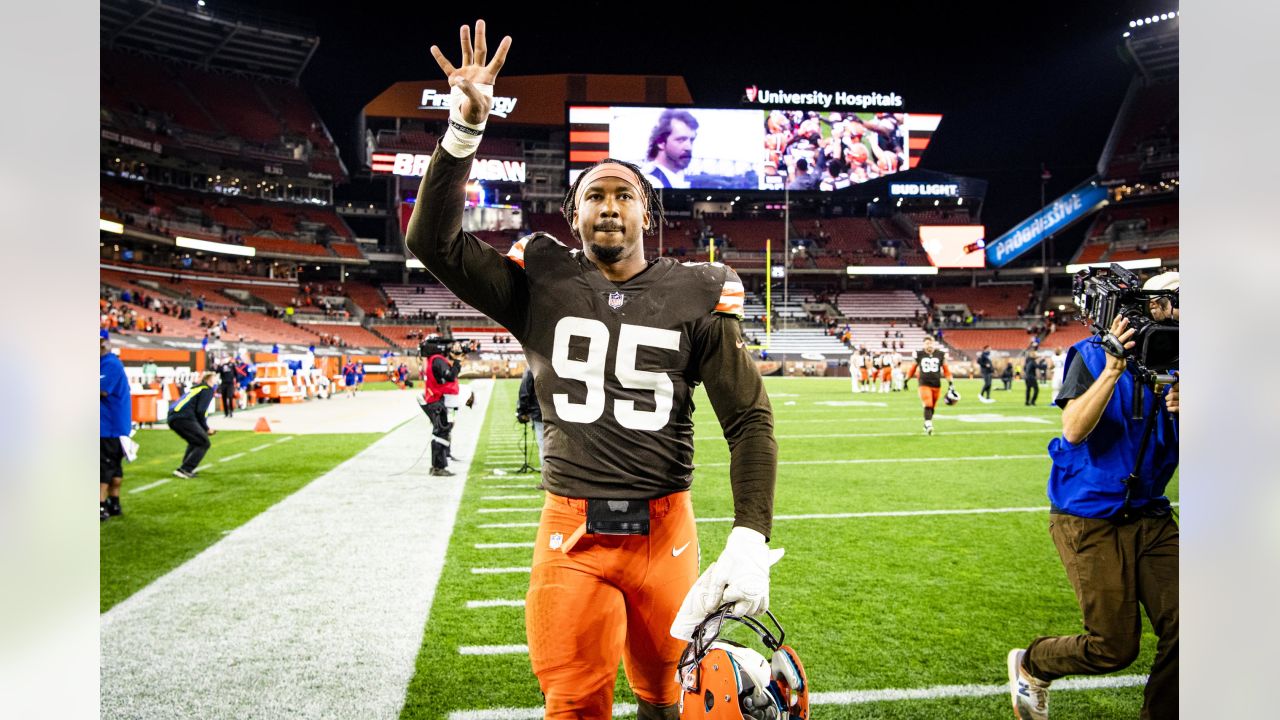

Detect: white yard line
445,674,1147,719
101,381,495,720
273,436,295,444
696,454,1046,468
248,444,272,453
458,645,528,656
465,599,526,609
128,479,171,494
218,452,246,463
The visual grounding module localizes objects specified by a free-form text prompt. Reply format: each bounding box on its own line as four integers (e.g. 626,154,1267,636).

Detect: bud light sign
986,184,1109,268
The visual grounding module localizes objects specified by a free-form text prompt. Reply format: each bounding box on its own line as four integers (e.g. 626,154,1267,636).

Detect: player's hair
560,158,665,240
646,109,699,161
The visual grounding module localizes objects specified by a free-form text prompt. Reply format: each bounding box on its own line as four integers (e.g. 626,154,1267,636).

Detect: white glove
670,527,784,641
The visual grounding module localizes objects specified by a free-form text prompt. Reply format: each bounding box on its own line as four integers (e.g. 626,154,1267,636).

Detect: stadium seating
835,290,928,319
383,284,486,319
921,284,1034,318
939,329,1042,353
372,325,437,349
342,282,386,314
301,323,391,348
245,236,332,258
833,324,932,353
175,67,282,143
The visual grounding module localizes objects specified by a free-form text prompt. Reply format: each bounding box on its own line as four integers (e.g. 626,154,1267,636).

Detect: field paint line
479,522,541,529
248,444,272,453
475,542,535,549
477,508,542,514
101,379,496,720
470,567,532,575
273,436,295,444
218,452,247,463
465,599,526,609
480,495,542,501
698,506,1053,523
482,484,542,489
696,454,1046,468
128,478,172,494
445,674,1147,719
458,644,529,656
694,429,1059,442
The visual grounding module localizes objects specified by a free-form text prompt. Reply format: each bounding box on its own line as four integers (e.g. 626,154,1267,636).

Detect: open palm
430,20,512,126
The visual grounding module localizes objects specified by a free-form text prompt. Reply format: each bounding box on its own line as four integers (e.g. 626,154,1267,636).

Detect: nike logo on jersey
672,542,691,557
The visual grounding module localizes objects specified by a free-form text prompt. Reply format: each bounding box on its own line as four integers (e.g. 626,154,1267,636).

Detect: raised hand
429,20,512,126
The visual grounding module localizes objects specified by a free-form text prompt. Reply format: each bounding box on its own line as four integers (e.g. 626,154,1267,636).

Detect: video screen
919,225,987,268
568,106,919,192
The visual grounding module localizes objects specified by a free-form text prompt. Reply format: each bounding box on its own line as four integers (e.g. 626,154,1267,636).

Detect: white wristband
439,83,492,158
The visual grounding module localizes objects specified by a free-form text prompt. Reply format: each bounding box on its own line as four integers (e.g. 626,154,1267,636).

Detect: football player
905,335,953,435
410,22,779,720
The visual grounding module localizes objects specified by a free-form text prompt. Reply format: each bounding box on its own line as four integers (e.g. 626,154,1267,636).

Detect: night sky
244,0,1177,252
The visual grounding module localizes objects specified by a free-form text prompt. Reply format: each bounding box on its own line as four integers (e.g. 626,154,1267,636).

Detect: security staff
168,372,217,478
422,341,463,476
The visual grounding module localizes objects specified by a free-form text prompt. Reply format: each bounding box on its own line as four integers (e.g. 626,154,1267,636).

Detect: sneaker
979,396,995,404
924,421,934,436
106,498,122,517
173,469,194,479
101,505,110,522
1007,649,1049,720
429,467,455,477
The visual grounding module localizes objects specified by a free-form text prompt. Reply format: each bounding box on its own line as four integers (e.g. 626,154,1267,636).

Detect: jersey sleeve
693,312,776,539
712,267,746,318
404,149,530,334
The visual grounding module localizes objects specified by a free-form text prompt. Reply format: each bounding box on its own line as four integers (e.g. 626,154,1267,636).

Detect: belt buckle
585,498,650,535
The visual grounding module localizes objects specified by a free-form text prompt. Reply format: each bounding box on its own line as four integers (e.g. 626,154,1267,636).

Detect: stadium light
1130,20,1137,27
1123,31,1131,37
1065,257,1162,273
846,266,939,276
100,219,124,234
175,236,255,257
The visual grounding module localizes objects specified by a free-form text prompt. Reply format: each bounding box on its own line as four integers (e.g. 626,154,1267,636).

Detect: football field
101,376,1178,719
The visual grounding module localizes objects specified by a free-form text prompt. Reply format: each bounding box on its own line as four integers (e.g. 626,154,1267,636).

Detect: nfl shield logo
608,291,625,310
549,532,563,550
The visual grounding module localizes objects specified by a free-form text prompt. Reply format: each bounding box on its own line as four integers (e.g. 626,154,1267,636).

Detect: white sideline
445,674,1148,719
101,381,494,720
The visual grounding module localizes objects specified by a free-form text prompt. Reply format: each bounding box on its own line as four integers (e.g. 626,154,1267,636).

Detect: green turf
399,376,1177,719
99,429,379,612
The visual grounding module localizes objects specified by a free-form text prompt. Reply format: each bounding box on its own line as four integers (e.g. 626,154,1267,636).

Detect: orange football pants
526,491,699,719
918,385,941,408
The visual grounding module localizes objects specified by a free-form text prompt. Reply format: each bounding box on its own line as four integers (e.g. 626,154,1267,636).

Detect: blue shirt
100,352,132,437
1046,338,1178,518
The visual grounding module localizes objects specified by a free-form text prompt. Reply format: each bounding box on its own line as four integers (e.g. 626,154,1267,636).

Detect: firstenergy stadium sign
419,88,518,118
370,152,527,182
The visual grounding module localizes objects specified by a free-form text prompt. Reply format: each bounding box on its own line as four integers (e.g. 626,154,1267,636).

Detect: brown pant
1026,512,1179,720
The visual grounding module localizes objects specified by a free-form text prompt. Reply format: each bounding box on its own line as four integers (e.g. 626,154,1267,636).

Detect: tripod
515,418,537,474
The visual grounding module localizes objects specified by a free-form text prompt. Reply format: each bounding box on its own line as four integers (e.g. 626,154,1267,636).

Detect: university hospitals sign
986,184,1110,268
742,85,904,109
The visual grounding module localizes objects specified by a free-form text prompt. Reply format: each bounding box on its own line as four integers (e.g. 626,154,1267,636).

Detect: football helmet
944,384,960,405
676,604,809,720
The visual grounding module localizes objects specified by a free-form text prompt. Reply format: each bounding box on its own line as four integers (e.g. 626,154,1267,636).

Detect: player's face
659,120,696,170
923,338,934,351
574,176,650,263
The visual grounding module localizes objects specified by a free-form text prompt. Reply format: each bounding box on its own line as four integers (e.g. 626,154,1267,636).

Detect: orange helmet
676,605,809,720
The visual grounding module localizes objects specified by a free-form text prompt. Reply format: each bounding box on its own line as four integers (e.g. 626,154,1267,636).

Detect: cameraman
515,367,542,462
1008,273,1179,720
422,340,465,477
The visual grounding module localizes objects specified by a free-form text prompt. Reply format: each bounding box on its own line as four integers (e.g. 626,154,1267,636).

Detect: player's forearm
404,149,472,271
1061,367,1123,444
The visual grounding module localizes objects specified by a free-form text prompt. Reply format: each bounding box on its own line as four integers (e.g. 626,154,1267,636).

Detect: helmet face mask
945,385,961,405
676,604,809,720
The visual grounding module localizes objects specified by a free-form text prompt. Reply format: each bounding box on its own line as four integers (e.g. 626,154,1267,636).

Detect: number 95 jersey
505,233,752,500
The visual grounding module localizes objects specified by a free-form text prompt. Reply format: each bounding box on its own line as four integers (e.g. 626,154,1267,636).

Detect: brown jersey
406,150,777,537
912,348,949,387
